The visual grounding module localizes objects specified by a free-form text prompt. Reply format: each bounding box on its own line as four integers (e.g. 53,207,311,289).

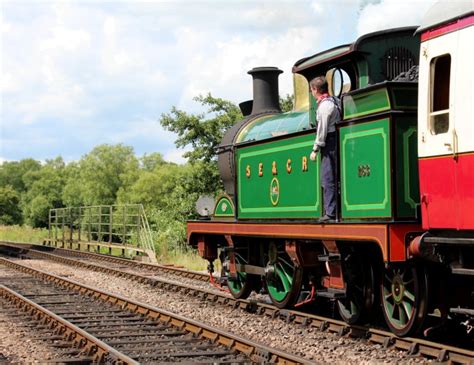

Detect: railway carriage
187,2,473,337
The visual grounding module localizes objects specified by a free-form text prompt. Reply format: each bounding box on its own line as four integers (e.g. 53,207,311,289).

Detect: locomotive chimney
247,67,283,116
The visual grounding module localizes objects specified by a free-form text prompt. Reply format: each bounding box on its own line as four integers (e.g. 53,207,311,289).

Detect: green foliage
159,93,241,195
62,162,83,207
280,94,295,113
70,144,140,206
141,152,166,171
159,93,242,163
117,163,183,208
148,208,188,256
24,195,51,227
0,186,22,224
22,157,66,227
0,158,41,193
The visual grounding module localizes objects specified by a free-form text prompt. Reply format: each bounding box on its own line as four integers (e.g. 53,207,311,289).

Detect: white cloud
103,16,117,38
108,117,175,145
357,0,436,36
163,147,190,165
1,0,372,162
177,25,322,112
40,26,91,53
310,1,323,14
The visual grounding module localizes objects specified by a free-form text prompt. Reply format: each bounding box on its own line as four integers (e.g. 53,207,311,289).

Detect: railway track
0,256,312,364
2,241,211,282
1,241,473,363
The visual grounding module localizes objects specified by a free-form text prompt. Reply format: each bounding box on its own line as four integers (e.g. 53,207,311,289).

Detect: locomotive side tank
187,1,473,338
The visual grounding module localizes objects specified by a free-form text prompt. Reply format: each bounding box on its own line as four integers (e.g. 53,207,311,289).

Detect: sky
1,0,438,164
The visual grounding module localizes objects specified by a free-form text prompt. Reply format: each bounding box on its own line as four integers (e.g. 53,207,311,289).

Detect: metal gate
46,204,156,263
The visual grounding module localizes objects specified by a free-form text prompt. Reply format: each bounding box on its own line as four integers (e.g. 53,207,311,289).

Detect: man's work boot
319,215,335,223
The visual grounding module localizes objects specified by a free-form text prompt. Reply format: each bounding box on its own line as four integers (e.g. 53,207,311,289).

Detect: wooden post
88,207,92,243
109,206,113,255
69,207,73,249
61,209,65,248
122,205,126,245
137,209,141,249
48,209,52,243
78,207,82,243
98,206,102,254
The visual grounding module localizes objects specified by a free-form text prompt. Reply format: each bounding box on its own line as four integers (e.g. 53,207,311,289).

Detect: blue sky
1,0,437,164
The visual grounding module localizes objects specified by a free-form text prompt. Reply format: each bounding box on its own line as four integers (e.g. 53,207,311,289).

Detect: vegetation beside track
0,225,49,244
0,225,213,271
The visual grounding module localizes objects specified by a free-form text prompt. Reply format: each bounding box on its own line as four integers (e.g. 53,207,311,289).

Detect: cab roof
292,27,418,75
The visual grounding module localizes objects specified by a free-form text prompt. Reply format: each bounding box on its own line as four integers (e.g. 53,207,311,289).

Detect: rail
0,257,314,364
6,242,473,364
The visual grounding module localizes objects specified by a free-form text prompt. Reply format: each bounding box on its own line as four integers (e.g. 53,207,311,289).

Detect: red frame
188,221,421,263
421,15,473,42
419,153,474,230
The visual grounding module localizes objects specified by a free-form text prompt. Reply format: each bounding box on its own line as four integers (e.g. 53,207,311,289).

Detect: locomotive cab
215,27,421,222
294,26,421,222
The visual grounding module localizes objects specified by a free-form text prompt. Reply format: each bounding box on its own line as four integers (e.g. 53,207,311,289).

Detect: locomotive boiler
187,2,474,337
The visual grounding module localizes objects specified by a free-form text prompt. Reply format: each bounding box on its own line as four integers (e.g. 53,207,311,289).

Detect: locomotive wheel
381,264,428,337
222,252,255,299
337,253,375,325
265,248,303,308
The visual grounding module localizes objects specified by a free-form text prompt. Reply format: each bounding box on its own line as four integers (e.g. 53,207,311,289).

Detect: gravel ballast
1,258,432,364
0,268,73,364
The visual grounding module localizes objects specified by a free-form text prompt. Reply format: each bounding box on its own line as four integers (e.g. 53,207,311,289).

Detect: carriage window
430,54,451,135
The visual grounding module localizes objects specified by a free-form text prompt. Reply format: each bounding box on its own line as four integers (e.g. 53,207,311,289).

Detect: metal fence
46,204,156,262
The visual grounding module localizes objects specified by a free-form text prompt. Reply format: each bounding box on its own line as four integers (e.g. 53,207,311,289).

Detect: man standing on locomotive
309,76,340,222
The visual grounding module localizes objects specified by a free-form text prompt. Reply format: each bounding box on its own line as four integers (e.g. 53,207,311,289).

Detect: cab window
326,67,352,98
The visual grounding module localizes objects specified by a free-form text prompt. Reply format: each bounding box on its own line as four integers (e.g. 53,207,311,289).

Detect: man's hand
310,150,318,161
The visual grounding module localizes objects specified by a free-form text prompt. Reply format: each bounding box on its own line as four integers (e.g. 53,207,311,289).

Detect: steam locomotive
187,2,473,337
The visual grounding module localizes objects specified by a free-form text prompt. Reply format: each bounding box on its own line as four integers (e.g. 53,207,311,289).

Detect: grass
0,224,215,272
0,225,49,244
164,249,221,273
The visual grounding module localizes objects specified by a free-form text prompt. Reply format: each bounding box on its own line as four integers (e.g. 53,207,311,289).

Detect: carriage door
418,35,458,229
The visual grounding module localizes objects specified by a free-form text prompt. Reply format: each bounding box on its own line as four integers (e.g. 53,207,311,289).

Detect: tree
22,157,66,227
160,93,242,163
0,159,42,225
62,162,84,207
0,159,41,193
159,93,242,196
146,164,202,252
280,94,294,113
0,185,22,224
140,152,167,172
75,144,139,206
117,163,184,209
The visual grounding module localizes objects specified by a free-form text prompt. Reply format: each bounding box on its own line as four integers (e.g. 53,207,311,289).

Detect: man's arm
312,101,333,151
